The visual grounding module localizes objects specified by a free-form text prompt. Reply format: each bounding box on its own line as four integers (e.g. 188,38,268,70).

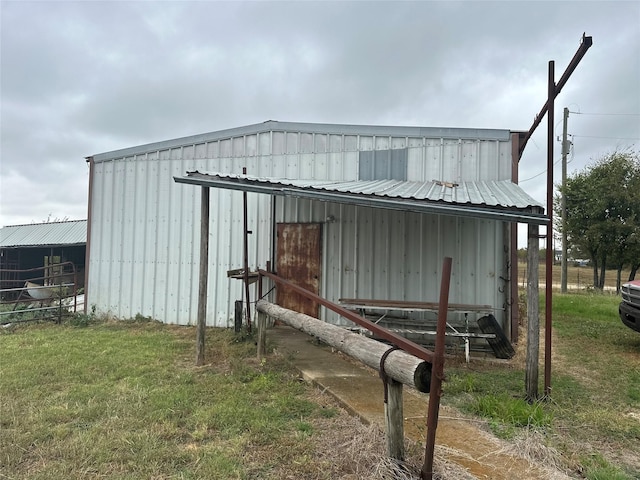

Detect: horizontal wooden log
256,299,432,393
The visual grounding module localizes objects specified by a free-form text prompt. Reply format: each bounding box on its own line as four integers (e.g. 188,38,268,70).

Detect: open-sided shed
0,220,87,293
86,121,546,346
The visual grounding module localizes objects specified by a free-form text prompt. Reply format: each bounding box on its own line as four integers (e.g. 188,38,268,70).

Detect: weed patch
444,291,640,476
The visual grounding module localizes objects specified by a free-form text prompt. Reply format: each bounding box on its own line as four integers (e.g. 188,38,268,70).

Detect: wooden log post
257,311,267,360
385,379,404,460
256,299,432,392
196,186,210,367
525,223,540,401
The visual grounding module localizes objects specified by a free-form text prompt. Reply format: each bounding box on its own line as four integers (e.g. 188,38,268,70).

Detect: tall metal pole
544,62,555,397
561,107,569,293
421,257,452,480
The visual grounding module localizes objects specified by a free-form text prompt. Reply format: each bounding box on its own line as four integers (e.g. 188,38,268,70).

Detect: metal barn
86,121,545,345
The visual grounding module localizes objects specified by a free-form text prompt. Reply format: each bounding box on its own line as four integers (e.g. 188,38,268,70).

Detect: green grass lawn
4,294,639,479
0,319,358,479
444,292,640,480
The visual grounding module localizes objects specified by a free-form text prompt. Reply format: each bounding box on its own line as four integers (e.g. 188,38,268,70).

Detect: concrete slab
268,325,569,480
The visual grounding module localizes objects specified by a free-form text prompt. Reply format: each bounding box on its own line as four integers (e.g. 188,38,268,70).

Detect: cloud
1,1,639,236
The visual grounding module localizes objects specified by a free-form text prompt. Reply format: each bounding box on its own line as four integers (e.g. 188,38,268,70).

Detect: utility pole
561,107,569,293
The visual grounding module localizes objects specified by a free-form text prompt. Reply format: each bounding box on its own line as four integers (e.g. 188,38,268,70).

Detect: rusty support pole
421,257,452,480
544,61,555,398
243,167,252,332
196,186,210,366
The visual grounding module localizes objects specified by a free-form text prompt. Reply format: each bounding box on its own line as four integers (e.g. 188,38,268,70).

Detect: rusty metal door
276,223,322,318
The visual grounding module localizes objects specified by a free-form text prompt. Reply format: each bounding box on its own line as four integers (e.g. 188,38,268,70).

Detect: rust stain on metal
276,223,322,317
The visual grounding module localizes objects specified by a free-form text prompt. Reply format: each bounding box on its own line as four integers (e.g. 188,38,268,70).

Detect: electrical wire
569,111,640,116
570,134,640,141
519,154,564,183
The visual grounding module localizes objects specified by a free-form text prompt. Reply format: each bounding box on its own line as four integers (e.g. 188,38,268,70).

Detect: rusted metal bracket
518,33,593,158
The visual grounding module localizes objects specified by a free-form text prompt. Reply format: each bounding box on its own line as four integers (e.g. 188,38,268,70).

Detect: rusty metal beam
518,34,593,158
257,268,435,363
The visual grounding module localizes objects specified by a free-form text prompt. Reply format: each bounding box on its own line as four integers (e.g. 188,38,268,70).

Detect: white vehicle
620,279,640,333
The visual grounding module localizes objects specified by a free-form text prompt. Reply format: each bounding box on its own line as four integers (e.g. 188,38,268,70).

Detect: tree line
555,150,640,290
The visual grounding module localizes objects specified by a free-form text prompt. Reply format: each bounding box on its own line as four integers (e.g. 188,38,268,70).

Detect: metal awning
174,172,548,225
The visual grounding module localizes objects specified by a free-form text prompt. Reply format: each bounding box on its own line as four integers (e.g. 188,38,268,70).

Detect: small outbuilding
86,121,546,349
0,220,87,294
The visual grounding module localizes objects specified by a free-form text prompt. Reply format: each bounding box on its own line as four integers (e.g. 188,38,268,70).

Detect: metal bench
338,298,500,362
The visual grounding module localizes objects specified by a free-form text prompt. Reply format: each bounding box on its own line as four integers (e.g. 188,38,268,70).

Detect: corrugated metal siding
88,123,517,328
0,220,86,248
277,199,508,327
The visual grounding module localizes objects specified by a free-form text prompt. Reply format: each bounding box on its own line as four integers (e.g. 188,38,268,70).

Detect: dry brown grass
244,386,478,480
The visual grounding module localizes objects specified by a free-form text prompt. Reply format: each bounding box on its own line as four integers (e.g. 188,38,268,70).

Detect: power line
569,111,640,117
570,134,640,141
519,169,547,183
520,154,564,183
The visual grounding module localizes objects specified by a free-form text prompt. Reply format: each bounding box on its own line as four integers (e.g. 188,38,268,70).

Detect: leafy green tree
555,150,640,290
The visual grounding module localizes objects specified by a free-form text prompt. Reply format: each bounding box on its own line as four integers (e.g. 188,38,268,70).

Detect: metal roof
174,172,547,224
0,220,87,248
91,120,515,162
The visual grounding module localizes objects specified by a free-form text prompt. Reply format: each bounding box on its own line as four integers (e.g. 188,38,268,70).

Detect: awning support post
196,186,210,366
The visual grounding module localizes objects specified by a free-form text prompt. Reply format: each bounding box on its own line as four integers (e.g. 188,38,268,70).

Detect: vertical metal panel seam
152,152,161,319
457,138,462,184
456,216,462,295
141,154,152,316
175,152,186,323
385,211,391,298
129,155,137,315
353,205,359,298
174,149,187,323
474,140,479,179
107,159,117,313
338,202,344,303
120,157,128,316
421,137,426,182
209,159,218,326
439,138,444,181
84,157,94,314
164,155,173,322
270,130,274,176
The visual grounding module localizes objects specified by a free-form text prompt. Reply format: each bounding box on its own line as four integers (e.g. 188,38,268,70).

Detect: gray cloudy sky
1,1,639,238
